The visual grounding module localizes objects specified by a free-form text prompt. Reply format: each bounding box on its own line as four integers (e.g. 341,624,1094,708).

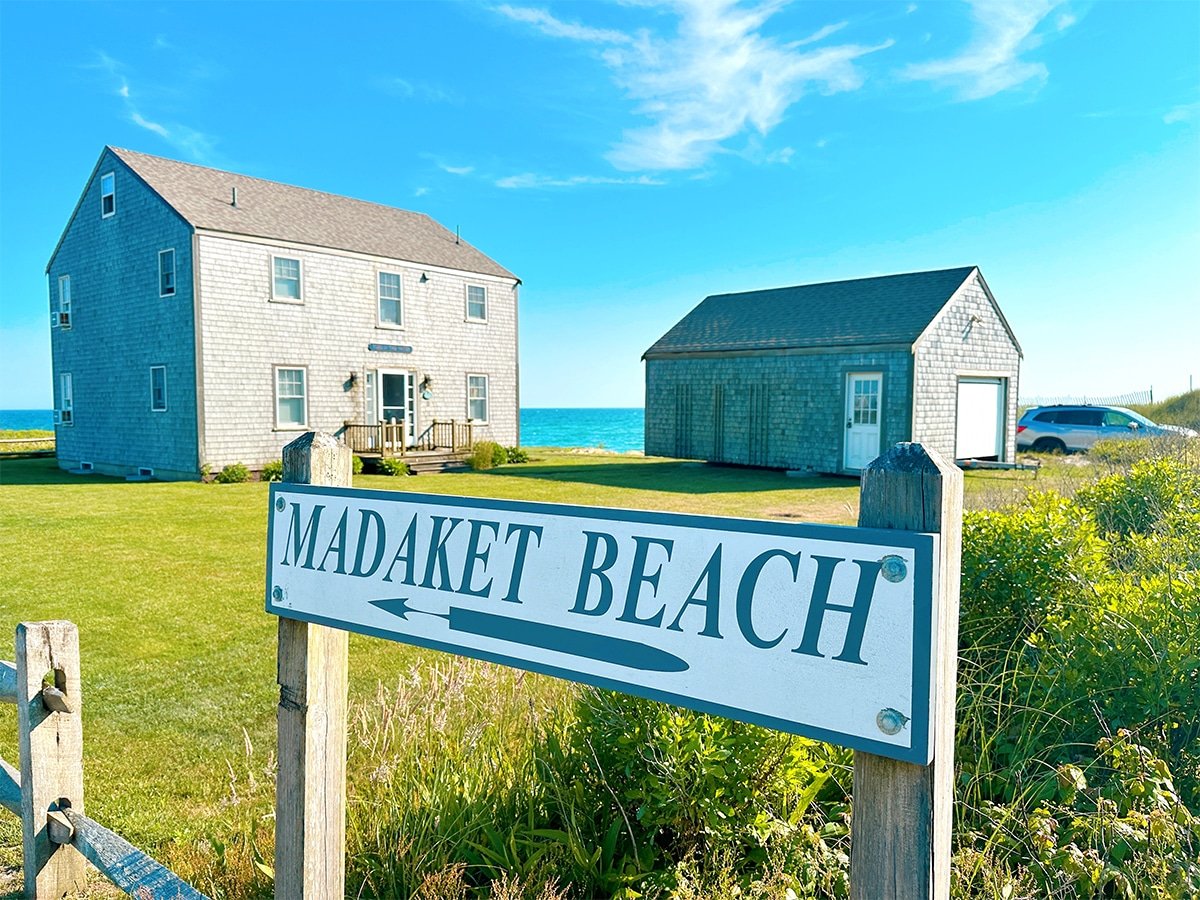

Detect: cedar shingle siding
47,147,519,479
644,267,1021,473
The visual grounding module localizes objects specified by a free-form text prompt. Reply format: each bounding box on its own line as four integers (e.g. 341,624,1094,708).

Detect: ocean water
1,408,646,451
0,409,54,431
520,408,644,453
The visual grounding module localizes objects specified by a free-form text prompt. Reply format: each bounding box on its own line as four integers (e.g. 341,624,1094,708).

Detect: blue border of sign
265,483,938,765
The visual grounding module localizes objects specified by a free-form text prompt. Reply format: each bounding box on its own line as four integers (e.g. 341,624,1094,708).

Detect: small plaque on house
367,343,413,354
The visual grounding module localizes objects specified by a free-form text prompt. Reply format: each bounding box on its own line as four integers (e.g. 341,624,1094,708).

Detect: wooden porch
342,419,476,471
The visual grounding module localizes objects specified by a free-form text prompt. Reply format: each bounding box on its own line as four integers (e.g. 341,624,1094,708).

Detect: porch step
361,450,470,475
407,456,470,474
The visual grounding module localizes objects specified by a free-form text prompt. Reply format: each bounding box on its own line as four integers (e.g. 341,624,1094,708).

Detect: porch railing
342,419,475,458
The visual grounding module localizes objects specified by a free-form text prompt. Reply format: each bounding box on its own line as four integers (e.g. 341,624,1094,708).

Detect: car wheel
1032,437,1067,454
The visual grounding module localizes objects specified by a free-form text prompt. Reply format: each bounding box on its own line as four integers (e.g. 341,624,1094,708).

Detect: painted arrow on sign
369,598,691,673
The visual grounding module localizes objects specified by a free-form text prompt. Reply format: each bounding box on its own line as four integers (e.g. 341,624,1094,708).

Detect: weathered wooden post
276,432,352,899
16,620,87,899
850,443,962,899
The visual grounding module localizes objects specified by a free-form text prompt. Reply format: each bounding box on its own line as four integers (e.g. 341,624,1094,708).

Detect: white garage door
955,378,1004,459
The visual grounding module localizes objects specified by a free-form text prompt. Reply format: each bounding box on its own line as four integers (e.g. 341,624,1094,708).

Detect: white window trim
159,249,176,298
274,365,309,430
57,275,71,329
58,373,74,426
150,365,168,412
100,171,116,218
465,284,488,323
377,270,404,329
466,373,489,424
270,255,304,304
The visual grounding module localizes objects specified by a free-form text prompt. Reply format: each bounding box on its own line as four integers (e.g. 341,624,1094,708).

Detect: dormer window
100,172,116,218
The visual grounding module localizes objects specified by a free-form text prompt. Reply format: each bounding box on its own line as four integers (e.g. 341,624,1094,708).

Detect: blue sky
1,0,1197,409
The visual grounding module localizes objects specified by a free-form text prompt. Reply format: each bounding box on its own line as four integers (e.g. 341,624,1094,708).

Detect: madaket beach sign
266,483,939,764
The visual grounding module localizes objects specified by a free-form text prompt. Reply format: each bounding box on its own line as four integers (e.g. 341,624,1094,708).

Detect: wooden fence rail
0,624,209,900
341,418,475,457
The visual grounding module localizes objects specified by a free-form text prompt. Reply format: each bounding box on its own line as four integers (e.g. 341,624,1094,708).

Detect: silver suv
1017,405,1196,453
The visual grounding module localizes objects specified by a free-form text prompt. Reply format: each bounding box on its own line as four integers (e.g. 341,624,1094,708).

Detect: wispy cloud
495,172,665,189
373,76,460,103
1164,102,1199,125
87,49,221,163
495,5,632,44
902,0,1072,100
130,112,169,138
497,0,891,172
439,163,475,176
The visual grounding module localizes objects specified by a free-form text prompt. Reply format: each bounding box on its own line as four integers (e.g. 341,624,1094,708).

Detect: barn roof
644,266,984,356
91,147,516,279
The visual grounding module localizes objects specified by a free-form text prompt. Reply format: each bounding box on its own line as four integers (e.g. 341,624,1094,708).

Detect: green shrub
506,445,530,464
260,460,284,483
954,734,1200,899
564,689,847,893
1077,457,1200,540
470,441,507,471
352,455,364,475
376,457,409,476
213,463,250,484
960,491,1107,648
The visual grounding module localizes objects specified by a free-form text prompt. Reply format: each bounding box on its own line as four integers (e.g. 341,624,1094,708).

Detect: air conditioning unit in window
58,312,71,327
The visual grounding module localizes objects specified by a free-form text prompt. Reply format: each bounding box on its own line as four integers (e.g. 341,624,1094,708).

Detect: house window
100,172,115,218
272,256,302,301
57,275,72,328
275,367,307,428
159,249,176,297
150,366,167,412
467,374,489,422
58,373,74,425
466,284,487,321
378,272,402,326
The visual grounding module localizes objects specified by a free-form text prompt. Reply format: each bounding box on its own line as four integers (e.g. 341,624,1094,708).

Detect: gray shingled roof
644,267,978,356
108,147,516,280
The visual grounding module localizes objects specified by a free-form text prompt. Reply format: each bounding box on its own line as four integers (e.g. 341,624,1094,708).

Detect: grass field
0,449,1090,894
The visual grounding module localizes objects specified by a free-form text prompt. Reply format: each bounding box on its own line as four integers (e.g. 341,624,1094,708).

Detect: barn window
852,378,879,425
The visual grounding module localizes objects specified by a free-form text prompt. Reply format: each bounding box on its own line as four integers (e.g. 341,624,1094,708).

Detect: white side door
955,378,1004,459
844,372,882,471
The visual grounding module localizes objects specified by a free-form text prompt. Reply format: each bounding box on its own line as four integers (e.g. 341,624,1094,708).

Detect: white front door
844,372,882,471
379,371,415,448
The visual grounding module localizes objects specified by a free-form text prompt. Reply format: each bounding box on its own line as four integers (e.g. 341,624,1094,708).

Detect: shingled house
643,266,1021,474
48,147,519,479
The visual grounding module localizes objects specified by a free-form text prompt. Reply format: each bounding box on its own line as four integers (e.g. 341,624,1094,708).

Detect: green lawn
0,450,1054,879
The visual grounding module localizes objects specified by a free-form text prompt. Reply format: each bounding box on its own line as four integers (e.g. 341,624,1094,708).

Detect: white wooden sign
266,485,938,763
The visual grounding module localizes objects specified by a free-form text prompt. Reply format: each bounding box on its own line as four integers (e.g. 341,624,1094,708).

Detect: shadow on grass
492,458,856,495
0,457,126,486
